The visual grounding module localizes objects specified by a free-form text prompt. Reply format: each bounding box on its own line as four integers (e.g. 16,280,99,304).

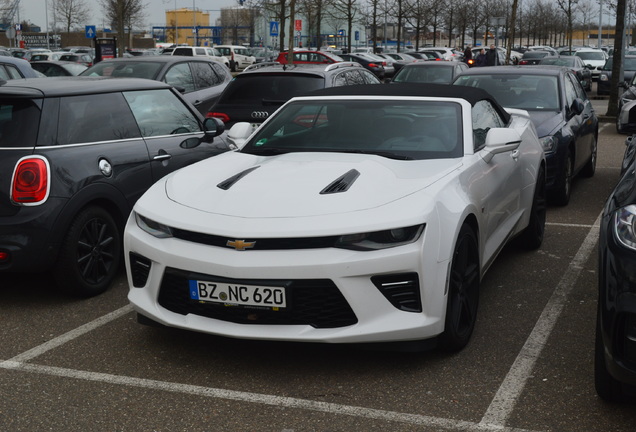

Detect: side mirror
227,122,255,148
481,128,522,163
571,98,585,116
200,117,225,142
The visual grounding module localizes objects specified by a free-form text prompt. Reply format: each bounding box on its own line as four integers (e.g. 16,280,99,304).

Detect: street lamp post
45,0,49,49
175,0,178,44
193,0,198,46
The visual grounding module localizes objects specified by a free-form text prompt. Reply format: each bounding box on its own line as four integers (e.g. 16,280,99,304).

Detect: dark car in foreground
596,134,636,402
206,62,381,133
0,77,229,297
80,56,232,115
597,55,636,96
453,66,598,205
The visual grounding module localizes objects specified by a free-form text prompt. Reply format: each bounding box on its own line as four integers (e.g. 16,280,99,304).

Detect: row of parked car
0,44,634,402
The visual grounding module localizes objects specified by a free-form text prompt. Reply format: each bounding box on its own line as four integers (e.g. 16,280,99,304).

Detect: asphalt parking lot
2,92,636,431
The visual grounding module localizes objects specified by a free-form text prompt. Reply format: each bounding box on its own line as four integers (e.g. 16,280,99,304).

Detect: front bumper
125,216,450,344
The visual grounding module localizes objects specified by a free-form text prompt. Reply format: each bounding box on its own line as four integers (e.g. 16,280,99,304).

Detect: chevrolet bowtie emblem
226,239,256,251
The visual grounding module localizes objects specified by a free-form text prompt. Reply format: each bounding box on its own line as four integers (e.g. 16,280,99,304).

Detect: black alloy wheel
440,224,480,352
551,150,573,206
54,206,122,297
581,135,597,177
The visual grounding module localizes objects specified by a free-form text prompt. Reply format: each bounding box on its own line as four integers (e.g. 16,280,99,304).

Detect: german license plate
189,279,286,309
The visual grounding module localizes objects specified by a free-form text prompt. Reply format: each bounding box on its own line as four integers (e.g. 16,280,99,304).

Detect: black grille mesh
158,268,358,328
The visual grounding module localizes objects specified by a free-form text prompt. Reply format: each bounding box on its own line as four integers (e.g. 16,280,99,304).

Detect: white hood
165,152,461,218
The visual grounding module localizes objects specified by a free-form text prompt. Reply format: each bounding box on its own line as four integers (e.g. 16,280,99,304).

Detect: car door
51,92,153,207
123,88,228,182
469,100,523,262
563,72,595,173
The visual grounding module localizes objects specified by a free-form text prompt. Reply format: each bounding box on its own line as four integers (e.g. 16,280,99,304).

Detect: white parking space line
0,361,540,432
479,213,601,428
0,215,600,431
1,304,133,364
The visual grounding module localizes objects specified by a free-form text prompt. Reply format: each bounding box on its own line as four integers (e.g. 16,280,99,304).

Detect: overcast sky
18,0,239,30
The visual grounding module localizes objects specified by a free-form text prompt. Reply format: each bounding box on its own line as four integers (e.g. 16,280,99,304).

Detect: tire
617,115,626,134
581,135,597,178
550,150,573,206
518,165,546,250
54,206,122,298
439,224,480,352
595,308,627,402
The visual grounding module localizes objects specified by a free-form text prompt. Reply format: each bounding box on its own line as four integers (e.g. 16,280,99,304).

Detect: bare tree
326,0,363,53
51,0,90,33
98,0,146,56
556,0,580,51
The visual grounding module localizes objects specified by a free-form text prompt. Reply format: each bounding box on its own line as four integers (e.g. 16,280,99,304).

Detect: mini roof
305,83,511,123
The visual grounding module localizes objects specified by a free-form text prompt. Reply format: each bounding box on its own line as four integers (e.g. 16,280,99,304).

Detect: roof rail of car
325,62,362,71
243,61,281,72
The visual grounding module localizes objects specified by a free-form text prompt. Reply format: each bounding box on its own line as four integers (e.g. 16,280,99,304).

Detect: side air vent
371,273,422,313
217,166,260,190
320,169,360,195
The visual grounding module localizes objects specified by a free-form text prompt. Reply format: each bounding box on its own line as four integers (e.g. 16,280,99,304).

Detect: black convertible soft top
305,83,511,124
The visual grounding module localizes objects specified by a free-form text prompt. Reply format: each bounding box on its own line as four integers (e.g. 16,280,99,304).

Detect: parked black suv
206,62,381,132
0,77,229,297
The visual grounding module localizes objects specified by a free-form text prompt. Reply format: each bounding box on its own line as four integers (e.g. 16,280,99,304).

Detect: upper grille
158,268,358,328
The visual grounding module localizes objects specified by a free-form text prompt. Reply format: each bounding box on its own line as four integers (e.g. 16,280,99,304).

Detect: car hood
164,152,461,218
528,110,562,138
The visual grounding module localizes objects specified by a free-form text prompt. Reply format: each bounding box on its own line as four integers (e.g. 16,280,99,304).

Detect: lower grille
158,268,358,328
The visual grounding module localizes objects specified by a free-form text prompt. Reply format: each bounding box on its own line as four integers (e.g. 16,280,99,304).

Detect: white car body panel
124,92,544,344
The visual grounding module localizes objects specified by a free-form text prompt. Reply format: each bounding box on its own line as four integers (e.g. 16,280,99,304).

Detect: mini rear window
0,99,40,148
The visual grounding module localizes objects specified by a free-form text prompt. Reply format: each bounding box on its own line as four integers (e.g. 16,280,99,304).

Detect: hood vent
320,169,360,195
217,166,260,190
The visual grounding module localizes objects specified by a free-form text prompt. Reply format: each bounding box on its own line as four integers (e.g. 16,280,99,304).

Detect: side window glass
164,63,195,93
360,70,380,84
0,66,11,80
333,71,348,87
344,70,365,85
563,75,578,110
191,62,220,88
569,73,587,100
58,93,141,144
211,62,229,80
195,48,206,55
6,65,22,79
124,89,202,137
472,100,504,150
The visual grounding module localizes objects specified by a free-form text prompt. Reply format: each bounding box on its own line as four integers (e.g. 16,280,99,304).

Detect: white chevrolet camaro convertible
124,84,546,351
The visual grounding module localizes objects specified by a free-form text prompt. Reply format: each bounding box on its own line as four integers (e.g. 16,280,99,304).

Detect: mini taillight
206,112,230,123
0,251,9,262
519,60,528,65
369,63,379,67
11,156,50,205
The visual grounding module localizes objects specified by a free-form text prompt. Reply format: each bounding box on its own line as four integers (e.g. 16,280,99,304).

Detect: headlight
539,135,557,154
334,225,424,251
614,205,636,250
600,74,609,81
135,212,173,238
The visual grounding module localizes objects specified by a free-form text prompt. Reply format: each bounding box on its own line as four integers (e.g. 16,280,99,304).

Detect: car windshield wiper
242,147,291,156
333,149,414,160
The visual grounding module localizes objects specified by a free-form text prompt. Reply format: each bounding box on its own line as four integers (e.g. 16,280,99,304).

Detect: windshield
81,61,164,78
602,57,636,71
576,51,605,61
539,58,575,67
241,100,463,161
393,65,453,83
454,74,560,111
